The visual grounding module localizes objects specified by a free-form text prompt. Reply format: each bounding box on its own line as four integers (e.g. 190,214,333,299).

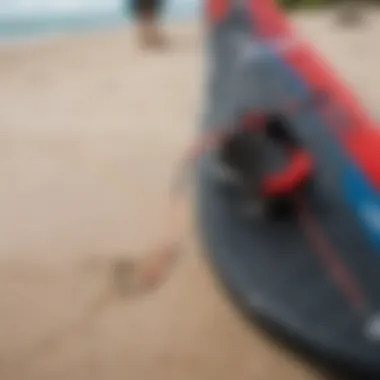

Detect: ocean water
0,0,201,41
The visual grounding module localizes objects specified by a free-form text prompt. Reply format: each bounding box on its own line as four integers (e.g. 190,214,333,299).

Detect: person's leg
134,0,166,48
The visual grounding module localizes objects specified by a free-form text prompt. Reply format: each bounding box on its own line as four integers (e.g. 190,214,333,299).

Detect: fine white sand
0,11,380,380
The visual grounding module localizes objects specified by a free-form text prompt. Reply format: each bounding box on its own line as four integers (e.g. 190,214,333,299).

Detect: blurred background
0,0,201,41
0,0,376,41
0,1,379,380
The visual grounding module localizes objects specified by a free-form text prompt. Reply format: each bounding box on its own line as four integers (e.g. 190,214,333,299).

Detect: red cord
297,198,368,313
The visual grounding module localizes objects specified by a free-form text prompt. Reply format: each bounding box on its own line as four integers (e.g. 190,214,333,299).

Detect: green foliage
277,0,351,10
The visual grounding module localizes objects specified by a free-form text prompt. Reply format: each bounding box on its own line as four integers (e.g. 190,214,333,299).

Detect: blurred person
131,0,166,48
336,0,364,26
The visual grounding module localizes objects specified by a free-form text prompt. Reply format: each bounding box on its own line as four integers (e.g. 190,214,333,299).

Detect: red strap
262,150,313,197
235,113,314,197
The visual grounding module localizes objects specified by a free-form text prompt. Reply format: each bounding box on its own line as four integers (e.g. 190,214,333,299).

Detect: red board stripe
248,0,380,190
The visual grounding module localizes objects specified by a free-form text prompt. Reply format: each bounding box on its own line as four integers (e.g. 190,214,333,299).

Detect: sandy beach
0,10,380,380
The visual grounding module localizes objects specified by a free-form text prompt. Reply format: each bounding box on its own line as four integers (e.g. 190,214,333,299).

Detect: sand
0,11,380,380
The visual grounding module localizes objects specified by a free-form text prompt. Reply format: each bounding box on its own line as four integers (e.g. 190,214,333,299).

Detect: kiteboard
198,0,380,377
